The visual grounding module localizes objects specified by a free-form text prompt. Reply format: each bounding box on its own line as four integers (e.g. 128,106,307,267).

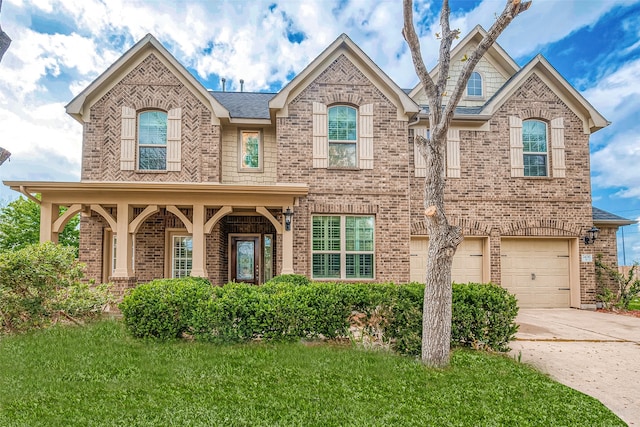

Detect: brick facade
53,33,619,309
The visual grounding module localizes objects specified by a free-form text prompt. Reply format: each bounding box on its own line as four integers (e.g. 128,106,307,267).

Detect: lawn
629,297,640,311
0,320,624,427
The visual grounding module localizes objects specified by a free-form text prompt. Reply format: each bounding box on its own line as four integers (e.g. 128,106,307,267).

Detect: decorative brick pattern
82,54,220,183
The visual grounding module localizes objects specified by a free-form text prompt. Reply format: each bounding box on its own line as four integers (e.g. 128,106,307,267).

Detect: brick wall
410,73,599,303
82,53,220,183
277,54,411,282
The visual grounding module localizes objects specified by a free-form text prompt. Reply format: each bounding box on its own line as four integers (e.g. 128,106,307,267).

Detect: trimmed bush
264,274,311,287
122,279,519,354
119,277,213,339
451,282,519,352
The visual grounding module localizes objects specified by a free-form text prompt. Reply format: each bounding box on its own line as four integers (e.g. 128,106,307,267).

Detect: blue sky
0,0,639,263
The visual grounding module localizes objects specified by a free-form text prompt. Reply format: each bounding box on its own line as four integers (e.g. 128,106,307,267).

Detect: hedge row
120,275,518,354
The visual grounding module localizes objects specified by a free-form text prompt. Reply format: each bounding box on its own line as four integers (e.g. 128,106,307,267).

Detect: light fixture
584,226,599,245
283,207,294,231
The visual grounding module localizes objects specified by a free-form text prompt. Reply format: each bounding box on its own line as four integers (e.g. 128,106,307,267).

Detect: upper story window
467,72,482,97
328,105,357,168
238,130,263,172
523,120,548,177
138,111,167,170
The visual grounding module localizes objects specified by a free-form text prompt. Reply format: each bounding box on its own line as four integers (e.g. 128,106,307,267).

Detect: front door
230,235,261,284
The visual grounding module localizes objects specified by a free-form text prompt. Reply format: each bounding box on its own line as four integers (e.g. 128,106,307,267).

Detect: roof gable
65,34,229,124
481,54,609,133
408,25,520,101
269,34,419,121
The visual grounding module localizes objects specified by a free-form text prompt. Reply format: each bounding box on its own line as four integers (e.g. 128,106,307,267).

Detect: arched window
328,105,357,168
523,120,548,176
138,110,167,170
467,72,482,97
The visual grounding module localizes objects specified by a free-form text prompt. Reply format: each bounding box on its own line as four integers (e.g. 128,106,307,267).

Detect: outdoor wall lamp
584,226,600,245
283,207,294,231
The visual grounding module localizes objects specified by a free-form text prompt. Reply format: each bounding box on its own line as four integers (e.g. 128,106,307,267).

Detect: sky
0,0,639,263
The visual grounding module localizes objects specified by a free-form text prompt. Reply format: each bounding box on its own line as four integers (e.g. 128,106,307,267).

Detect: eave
5,181,309,207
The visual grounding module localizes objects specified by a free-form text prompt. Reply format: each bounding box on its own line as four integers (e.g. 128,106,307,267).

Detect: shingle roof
418,105,484,116
209,91,276,119
592,207,636,225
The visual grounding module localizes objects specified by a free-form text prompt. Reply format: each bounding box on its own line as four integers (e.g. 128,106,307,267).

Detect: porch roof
4,181,309,207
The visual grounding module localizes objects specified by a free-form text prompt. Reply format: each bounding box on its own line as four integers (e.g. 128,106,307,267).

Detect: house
5,27,633,309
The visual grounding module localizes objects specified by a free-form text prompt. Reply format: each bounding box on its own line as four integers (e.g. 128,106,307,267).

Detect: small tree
595,255,640,310
0,196,79,255
402,0,531,367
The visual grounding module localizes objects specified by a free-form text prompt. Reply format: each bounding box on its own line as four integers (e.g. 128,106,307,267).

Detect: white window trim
522,119,549,177
137,110,168,171
311,215,375,280
164,229,192,278
237,129,264,173
465,71,484,99
328,105,359,169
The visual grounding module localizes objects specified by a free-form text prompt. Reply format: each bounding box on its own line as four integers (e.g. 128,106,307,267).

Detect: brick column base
107,276,138,312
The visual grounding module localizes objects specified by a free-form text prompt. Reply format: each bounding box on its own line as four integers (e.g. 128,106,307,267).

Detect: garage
501,239,571,308
410,237,485,284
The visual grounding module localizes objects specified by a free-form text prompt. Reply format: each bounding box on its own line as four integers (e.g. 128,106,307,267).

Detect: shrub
192,281,357,343
123,279,519,355
451,282,519,352
595,255,640,310
53,283,114,320
119,277,213,340
0,242,85,333
264,274,311,287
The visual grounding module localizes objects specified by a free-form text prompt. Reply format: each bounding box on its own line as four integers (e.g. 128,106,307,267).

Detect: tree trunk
403,0,531,368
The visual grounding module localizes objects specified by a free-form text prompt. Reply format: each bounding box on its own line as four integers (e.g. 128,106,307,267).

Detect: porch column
282,209,294,274
39,201,59,243
190,203,208,278
113,202,133,278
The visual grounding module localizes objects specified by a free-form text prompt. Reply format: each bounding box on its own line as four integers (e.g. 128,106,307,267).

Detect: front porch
5,181,309,294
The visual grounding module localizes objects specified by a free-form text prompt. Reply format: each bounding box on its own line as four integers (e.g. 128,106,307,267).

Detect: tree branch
402,0,436,100
441,0,531,126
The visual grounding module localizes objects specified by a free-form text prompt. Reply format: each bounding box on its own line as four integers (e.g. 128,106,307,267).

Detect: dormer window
138,111,167,170
467,72,483,97
328,105,357,168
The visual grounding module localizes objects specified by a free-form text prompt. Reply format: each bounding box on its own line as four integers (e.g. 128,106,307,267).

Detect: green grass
629,297,640,310
0,321,624,427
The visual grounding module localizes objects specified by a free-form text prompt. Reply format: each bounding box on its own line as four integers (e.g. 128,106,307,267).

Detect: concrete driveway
510,309,640,425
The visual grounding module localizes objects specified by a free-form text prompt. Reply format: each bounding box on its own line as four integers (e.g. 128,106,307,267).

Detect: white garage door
501,239,570,308
410,237,484,284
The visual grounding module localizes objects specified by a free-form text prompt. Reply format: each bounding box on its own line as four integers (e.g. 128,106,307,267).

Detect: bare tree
0,0,11,63
402,0,531,367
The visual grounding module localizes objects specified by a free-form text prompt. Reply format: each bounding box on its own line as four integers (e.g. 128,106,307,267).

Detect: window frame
311,215,375,280
238,129,264,172
466,71,483,98
327,105,358,169
522,119,549,177
137,110,168,171
164,229,193,278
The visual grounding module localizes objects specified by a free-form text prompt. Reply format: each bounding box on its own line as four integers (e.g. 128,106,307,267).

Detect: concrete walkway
510,309,640,425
